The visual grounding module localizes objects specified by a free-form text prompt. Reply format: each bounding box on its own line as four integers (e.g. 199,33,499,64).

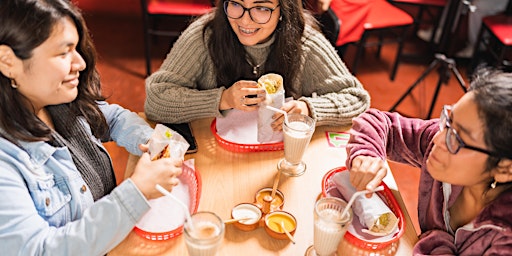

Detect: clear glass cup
277,113,315,176
305,197,353,256
184,211,225,256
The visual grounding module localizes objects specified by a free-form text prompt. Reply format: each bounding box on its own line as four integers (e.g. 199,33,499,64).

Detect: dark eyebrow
253,0,275,4
451,113,480,142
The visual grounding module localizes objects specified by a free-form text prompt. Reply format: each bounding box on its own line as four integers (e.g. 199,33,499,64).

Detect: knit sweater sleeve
296,26,370,127
144,14,223,123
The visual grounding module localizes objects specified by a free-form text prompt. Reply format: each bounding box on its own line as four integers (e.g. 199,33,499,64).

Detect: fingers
271,115,284,131
270,101,311,131
349,156,387,195
131,154,184,200
238,95,264,111
221,80,266,110
138,143,149,152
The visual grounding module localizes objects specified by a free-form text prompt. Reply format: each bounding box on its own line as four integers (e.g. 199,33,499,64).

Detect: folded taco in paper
148,124,190,160
257,73,285,143
333,171,399,237
258,73,283,95
258,73,284,105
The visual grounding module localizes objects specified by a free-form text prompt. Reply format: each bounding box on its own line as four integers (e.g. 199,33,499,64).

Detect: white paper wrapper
148,124,189,160
257,73,284,143
332,171,398,237
135,160,196,233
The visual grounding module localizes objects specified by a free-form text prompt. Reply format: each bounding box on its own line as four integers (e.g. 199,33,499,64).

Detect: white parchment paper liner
135,159,196,233
332,171,399,236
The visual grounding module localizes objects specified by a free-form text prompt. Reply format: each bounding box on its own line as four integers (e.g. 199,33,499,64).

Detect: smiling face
426,92,492,186
225,0,281,46
14,17,86,113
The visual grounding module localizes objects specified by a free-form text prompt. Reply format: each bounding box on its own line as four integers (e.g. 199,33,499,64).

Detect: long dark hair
204,0,318,96
0,0,107,142
470,68,512,187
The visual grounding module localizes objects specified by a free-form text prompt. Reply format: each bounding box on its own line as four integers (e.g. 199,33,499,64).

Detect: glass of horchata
306,197,353,256
277,113,315,177
184,211,225,256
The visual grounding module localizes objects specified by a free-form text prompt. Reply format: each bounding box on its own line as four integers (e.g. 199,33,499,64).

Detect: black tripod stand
390,0,470,119
389,53,467,119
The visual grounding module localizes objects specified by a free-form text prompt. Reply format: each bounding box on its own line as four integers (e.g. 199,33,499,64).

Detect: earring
10,78,18,89
491,180,498,189
8,72,17,89
279,16,282,21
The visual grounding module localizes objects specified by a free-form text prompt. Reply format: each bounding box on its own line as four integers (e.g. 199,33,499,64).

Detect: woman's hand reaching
349,155,388,197
270,100,310,131
130,144,183,200
220,80,266,111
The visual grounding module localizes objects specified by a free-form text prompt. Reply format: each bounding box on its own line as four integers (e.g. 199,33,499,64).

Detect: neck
37,108,55,130
245,54,265,77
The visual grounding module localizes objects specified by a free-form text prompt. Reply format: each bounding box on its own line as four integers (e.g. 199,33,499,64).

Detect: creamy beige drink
314,208,351,255
184,212,224,256
306,197,352,256
283,121,313,164
278,113,315,176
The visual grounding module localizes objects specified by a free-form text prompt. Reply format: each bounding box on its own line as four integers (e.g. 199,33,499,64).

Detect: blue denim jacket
0,102,153,255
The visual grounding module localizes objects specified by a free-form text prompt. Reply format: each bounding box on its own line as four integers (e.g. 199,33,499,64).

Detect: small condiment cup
254,187,284,214
263,211,297,241
230,203,262,231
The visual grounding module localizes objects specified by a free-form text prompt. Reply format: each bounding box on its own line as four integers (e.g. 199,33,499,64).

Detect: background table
109,117,418,255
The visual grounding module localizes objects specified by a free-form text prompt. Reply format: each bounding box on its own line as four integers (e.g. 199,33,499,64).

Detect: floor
85,11,471,236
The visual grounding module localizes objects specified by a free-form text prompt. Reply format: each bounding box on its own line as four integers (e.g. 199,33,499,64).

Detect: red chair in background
329,0,413,80
389,0,446,44
140,0,215,76
471,1,512,72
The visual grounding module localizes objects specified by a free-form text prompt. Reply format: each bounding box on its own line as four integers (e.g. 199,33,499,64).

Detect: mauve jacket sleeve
346,108,438,170
413,229,457,255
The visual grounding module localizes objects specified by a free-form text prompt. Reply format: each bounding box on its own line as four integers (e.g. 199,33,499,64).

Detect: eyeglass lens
224,1,276,24
440,106,460,154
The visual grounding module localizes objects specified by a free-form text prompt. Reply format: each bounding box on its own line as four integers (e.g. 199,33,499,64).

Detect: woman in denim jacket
0,0,182,255
345,68,512,255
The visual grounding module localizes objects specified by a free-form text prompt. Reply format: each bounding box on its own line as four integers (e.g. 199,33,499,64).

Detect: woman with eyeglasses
346,68,512,254
144,0,370,130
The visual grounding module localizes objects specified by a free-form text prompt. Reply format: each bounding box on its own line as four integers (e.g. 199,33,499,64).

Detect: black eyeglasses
439,105,501,157
223,0,280,24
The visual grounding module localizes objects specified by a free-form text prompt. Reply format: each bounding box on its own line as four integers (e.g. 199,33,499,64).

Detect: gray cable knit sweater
144,13,370,127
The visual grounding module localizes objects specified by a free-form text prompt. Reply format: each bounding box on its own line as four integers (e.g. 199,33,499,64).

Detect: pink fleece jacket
346,108,512,255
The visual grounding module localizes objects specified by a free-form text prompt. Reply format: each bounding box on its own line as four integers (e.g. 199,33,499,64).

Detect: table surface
108,117,418,255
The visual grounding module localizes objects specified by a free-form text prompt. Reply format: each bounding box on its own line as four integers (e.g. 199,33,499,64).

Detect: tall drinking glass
277,113,315,176
184,211,225,256
306,197,353,256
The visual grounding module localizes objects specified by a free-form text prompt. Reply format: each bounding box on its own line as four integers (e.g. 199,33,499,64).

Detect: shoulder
180,12,213,41
302,23,331,44
301,24,337,57
166,13,212,61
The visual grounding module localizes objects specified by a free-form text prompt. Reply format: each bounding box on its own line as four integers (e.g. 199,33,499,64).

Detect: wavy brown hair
0,0,107,143
204,0,318,96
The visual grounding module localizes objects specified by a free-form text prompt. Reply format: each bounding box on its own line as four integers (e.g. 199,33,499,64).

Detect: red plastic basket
133,164,202,241
210,119,284,152
321,166,405,250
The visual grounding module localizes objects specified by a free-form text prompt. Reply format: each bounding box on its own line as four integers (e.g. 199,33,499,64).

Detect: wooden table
109,117,418,255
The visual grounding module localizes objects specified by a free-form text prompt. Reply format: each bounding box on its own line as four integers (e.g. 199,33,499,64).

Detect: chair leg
352,33,369,75
498,48,506,68
144,32,152,77
390,26,408,81
469,25,486,74
414,6,425,33
142,14,152,77
376,32,383,59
